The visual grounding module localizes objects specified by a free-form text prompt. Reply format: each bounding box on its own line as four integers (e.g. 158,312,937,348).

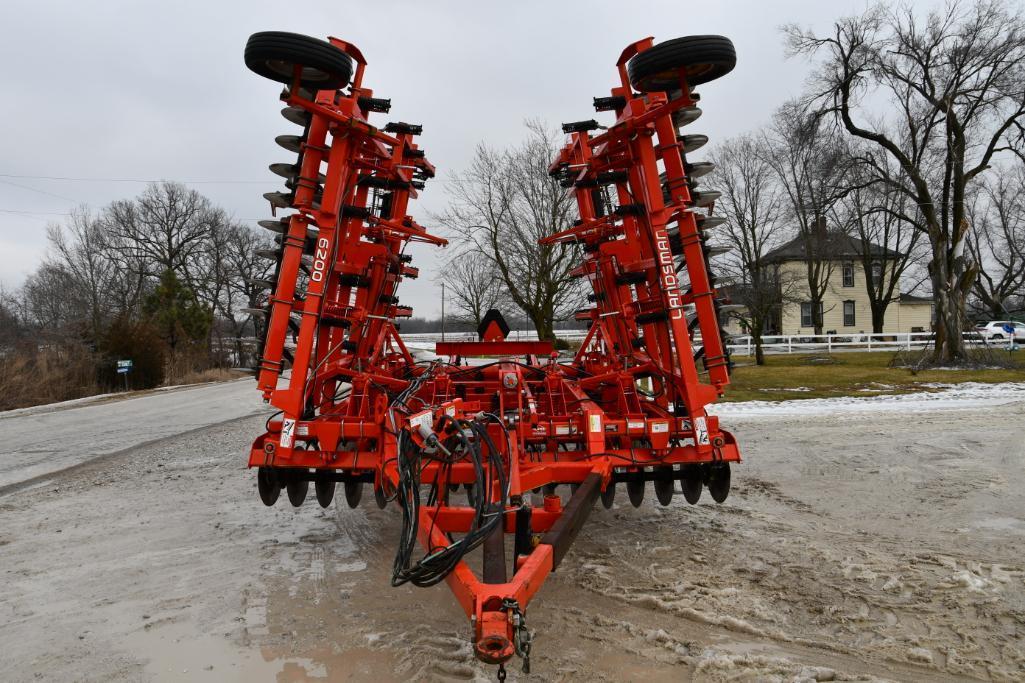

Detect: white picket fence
724,331,1000,356
402,329,1006,357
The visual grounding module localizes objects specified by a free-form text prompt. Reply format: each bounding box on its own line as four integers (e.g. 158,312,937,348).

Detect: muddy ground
1,398,1023,682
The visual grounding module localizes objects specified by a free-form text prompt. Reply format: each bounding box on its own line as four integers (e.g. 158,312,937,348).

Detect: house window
843,300,856,327
871,261,882,282
842,262,855,287
800,302,823,328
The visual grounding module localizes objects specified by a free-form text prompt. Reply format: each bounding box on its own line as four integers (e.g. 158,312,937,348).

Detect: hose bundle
390,412,508,587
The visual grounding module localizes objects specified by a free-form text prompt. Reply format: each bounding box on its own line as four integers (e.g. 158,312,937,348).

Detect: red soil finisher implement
244,31,741,677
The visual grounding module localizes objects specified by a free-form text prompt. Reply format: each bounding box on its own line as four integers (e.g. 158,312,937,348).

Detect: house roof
763,231,904,264
898,292,932,305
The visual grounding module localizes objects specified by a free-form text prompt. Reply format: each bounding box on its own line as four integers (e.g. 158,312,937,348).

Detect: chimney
814,214,827,240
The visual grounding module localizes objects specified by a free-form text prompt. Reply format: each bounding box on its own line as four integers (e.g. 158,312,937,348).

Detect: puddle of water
121,620,278,681
122,620,398,682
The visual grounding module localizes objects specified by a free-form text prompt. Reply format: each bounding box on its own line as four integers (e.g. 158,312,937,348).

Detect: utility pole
441,282,446,341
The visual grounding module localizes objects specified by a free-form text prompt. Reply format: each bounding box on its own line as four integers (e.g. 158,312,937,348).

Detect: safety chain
502,598,533,674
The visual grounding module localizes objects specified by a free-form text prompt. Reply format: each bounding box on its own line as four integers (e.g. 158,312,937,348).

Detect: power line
0,173,267,185
0,178,79,203
0,172,459,184
0,209,71,216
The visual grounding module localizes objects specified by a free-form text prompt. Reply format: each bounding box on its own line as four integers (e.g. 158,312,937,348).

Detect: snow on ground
711,381,1025,419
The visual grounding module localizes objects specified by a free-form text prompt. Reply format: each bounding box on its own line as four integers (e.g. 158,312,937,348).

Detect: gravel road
0,380,268,492
0,382,1022,682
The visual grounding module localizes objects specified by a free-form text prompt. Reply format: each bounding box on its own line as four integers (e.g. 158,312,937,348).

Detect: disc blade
654,479,674,506
281,106,311,127
600,484,615,509
315,476,335,508
680,134,709,154
275,134,304,153
344,481,363,508
627,480,645,508
258,218,289,234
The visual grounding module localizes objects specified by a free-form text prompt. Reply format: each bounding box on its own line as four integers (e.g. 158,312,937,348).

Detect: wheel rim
257,467,281,506
286,476,309,507
627,480,645,508
707,464,731,504
344,481,363,509
264,59,334,85
315,475,335,508
682,467,702,504
654,479,674,506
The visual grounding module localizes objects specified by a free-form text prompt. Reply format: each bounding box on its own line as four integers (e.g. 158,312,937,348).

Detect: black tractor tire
245,31,353,90
628,36,736,92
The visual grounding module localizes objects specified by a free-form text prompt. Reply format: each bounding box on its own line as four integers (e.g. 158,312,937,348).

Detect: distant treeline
0,181,273,410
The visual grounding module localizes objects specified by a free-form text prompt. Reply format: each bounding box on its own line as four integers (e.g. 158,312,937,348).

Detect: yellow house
761,233,933,335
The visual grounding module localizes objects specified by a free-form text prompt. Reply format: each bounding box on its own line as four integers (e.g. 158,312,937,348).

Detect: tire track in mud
558,477,1025,682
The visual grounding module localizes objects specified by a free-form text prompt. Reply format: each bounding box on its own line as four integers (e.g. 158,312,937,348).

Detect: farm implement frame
242,30,740,677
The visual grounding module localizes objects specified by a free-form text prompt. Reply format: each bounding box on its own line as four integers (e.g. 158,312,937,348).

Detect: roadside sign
117,360,133,390
1002,323,1018,352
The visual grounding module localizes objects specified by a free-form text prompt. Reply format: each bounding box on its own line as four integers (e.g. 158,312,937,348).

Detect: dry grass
721,351,1025,402
171,367,247,386
0,345,99,411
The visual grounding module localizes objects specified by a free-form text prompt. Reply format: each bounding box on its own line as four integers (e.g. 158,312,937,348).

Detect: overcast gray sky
0,0,885,317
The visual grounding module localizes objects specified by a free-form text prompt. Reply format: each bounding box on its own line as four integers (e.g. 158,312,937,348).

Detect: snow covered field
712,381,1025,418
0,382,1022,681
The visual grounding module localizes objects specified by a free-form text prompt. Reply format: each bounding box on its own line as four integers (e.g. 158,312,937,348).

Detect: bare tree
832,176,925,332
762,101,854,334
707,134,791,364
436,249,507,329
46,207,121,342
20,263,82,334
221,222,275,366
0,286,25,350
967,163,1025,318
105,181,220,289
438,120,583,341
785,0,1025,362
